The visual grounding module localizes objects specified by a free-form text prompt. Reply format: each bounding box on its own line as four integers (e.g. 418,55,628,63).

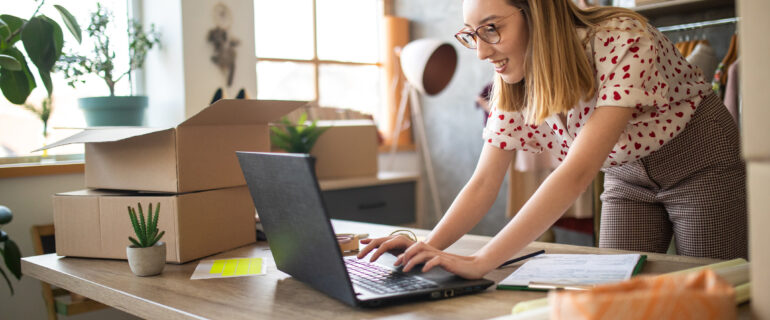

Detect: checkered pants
599,93,748,259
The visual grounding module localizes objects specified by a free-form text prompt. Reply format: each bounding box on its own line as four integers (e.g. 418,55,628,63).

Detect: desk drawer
321,182,415,225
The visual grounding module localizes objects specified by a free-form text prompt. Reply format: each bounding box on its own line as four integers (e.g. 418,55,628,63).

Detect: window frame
254,0,382,111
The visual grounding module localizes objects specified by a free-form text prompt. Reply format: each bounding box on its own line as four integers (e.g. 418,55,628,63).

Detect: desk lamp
392,39,457,223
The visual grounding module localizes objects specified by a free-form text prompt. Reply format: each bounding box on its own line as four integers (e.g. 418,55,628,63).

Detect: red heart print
634,142,642,149
675,112,683,117
629,46,639,53
499,114,505,120
623,65,630,72
613,92,621,100
500,142,507,148
612,56,618,64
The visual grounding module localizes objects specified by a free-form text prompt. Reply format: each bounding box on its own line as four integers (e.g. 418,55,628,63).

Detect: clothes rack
658,17,739,33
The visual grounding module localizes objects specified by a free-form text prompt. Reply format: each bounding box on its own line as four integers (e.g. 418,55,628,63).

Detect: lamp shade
399,39,458,96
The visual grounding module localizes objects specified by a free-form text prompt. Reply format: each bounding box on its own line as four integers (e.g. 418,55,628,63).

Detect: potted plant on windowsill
57,3,160,127
126,202,166,277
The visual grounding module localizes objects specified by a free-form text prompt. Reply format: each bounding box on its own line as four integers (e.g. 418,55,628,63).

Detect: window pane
257,61,316,101
316,0,380,63
254,0,314,60
0,0,129,158
319,64,380,116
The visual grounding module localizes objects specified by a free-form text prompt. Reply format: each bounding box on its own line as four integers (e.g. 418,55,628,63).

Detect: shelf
630,0,734,17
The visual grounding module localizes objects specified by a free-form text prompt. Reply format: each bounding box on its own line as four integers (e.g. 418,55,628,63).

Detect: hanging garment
687,41,718,81
682,39,698,57
724,58,740,124
713,34,738,97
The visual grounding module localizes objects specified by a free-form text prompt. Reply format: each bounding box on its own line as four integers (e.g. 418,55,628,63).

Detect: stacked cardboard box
43,99,305,263
310,120,379,180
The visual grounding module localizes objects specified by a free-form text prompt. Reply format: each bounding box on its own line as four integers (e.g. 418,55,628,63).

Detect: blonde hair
492,0,647,124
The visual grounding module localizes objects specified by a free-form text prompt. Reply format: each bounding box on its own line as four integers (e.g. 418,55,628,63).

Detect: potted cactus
126,202,165,276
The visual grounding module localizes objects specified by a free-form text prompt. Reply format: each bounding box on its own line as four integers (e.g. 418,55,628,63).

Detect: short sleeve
592,19,659,109
482,107,547,153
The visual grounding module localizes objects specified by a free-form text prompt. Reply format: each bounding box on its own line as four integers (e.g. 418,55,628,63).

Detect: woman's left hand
397,241,489,279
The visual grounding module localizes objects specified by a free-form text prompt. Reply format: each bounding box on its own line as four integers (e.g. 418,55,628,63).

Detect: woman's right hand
357,235,415,263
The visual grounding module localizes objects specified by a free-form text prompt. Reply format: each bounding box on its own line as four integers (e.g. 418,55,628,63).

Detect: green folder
496,254,647,292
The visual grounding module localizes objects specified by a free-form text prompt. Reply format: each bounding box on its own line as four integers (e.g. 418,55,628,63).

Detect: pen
497,249,546,269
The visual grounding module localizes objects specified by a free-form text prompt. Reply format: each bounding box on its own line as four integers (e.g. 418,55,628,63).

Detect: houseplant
57,3,160,126
0,205,21,295
270,113,328,153
126,202,166,276
0,2,81,104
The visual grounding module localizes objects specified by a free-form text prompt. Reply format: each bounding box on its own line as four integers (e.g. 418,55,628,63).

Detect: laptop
236,152,494,307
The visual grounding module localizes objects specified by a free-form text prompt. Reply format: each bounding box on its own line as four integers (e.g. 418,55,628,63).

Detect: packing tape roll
336,233,359,253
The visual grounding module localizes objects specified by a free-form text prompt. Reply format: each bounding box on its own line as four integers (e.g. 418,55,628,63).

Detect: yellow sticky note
235,258,251,276
210,259,225,274
248,258,263,274
222,259,238,276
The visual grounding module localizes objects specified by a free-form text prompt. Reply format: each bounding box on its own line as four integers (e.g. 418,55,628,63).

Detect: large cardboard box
53,186,255,263
40,99,305,193
310,120,378,179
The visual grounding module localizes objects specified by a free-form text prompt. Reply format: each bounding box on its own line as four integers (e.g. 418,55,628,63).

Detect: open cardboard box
38,99,306,193
310,120,379,180
52,186,255,263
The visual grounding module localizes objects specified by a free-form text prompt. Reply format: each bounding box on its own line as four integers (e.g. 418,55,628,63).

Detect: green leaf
54,5,81,44
0,47,36,104
128,237,141,248
0,15,24,50
0,54,21,71
2,239,22,280
152,231,165,246
0,266,13,295
22,16,62,96
128,207,143,245
137,204,147,246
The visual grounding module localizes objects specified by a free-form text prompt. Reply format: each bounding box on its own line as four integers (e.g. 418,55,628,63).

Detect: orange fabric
549,269,736,320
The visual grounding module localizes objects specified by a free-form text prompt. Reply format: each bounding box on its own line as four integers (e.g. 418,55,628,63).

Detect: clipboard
496,254,647,292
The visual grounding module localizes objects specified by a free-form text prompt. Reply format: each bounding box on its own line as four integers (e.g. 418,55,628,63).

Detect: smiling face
461,0,529,84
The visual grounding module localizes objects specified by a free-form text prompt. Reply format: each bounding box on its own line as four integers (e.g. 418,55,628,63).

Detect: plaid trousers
599,93,748,260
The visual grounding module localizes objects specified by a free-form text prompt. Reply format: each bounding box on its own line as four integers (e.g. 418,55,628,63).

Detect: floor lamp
393,39,458,224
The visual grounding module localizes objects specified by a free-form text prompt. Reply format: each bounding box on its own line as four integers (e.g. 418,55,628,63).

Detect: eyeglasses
454,12,518,49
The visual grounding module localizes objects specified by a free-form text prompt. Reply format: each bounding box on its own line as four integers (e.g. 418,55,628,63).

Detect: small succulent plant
127,203,165,248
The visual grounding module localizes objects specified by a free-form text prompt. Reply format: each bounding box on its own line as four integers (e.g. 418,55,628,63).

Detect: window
254,0,383,119
0,0,130,161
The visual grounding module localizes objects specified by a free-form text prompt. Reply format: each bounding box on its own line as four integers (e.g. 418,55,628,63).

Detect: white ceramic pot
126,242,166,276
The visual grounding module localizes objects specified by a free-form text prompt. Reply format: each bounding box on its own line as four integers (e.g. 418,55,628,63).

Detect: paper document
499,254,643,288
191,257,267,280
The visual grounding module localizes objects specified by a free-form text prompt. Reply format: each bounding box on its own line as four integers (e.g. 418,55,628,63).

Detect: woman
359,0,746,279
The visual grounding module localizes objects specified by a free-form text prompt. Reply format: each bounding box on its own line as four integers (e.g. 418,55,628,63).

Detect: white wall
180,0,257,117
0,173,138,319
141,0,186,127
141,0,257,126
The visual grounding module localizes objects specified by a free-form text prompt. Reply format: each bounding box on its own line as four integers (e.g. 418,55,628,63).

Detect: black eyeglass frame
454,11,520,49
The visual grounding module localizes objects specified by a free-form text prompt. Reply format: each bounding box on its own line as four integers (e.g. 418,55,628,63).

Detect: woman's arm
425,143,515,250
399,106,633,278
359,139,515,261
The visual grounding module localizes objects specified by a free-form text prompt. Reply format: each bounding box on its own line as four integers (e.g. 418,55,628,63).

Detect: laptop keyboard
345,258,438,294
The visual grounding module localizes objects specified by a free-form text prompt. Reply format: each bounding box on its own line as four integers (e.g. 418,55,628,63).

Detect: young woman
358,0,747,279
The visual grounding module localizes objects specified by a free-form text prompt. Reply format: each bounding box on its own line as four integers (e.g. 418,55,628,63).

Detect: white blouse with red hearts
483,17,712,168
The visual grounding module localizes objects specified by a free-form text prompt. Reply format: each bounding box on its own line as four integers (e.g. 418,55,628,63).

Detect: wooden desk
22,220,733,319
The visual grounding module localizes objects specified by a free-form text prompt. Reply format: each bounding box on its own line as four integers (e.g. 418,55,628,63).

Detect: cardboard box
53,186,256,263
40,99,305,193
310,120,378,179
